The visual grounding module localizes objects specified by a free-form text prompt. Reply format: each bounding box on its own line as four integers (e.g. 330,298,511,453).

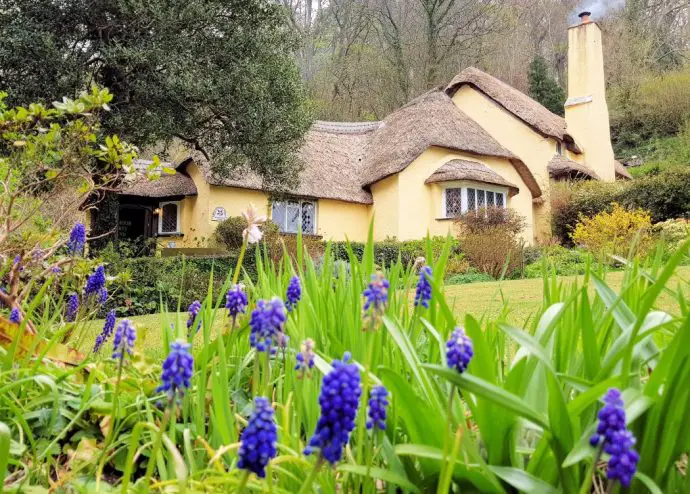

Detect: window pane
286,201,300,233
445,188,462,217
486,191,495,207
496,192,505,208
477,189,485,209
161,203,178,232
272,201,286,231
466,188,476,211
301,201,315,234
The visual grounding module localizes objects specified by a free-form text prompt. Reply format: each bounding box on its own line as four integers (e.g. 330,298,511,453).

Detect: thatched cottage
109,12,631,249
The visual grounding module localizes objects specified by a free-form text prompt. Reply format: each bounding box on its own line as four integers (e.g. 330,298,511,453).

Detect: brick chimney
565,11,616,181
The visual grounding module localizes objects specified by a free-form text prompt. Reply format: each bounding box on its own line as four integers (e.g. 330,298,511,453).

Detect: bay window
442,185,507,219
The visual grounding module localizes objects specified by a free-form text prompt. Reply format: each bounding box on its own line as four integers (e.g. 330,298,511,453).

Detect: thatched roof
614,160,633,180
200,122,378,205
362,89,522,182
446,67,579,151
547,155,599,180
121,172,198,198
425,159,520,195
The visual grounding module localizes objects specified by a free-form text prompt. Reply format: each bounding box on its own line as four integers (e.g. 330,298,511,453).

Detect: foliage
621,167,690,223
214,216,254,252
446,268,494,285
0,0,312,188
571,203,653,260
528,55,565,116
622,122,690,177
651,219,690,257
523,245,591,278
2,225,690,492
455,207,526,278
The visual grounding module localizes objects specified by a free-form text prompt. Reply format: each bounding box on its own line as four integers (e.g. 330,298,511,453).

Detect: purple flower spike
112,319,136,360
446,327,473,373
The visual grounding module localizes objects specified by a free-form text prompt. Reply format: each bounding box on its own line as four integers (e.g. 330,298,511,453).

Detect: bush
570,203,652,260
523,245,591,278
446,268,494,285
621,167,690,223
651,218,690,256
455,207,525,278
213,216,247,252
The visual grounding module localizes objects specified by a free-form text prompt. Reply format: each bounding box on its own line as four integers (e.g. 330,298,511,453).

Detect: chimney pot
578,11,592,24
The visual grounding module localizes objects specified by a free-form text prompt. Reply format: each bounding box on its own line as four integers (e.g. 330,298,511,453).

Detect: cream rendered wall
451,85,558,242
317,200,371,241
565,22,615,181
370,146,535,243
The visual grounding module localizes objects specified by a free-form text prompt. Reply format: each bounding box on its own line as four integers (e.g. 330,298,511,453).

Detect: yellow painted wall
451,85,555,241
317,200,371,241
566,22,616,181
370,146,536,243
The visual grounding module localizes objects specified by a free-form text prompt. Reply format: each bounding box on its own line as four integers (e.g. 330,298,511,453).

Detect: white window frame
158,201,181,234
271,198,318,234
440,181,508,219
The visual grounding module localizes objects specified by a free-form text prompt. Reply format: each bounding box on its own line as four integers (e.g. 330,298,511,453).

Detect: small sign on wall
212,207,228,221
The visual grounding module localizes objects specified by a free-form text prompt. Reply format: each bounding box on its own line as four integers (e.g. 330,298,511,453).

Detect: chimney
565,11,616,181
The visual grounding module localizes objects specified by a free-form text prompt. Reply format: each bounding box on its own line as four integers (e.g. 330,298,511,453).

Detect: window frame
271,198,318,234
440,181,508,219
158,200,181,234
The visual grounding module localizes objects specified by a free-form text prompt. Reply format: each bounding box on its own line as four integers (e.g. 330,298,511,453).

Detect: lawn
80,265,690,358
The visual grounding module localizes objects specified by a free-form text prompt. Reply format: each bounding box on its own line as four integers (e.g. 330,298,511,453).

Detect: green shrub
213,216,247,252
523,245,591,278
446,268,494,285
621,167,690,223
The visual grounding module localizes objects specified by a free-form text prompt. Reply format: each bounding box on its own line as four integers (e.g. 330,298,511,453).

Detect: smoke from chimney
569,0,625,24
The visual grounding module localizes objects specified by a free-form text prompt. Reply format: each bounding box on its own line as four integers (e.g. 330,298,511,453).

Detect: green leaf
422,364,550,431
634,471,664,494
488,466,559,494
337,464,420,493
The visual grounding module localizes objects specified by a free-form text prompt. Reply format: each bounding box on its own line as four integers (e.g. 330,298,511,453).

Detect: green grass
621,126,690,177
81,266,690,358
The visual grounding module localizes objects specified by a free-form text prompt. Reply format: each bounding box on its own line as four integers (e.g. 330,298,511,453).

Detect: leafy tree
0,0,312,188
528,56,565,116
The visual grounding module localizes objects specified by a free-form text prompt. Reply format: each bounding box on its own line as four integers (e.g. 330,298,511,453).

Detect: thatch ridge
446,67,576,146
361,88,525,187
547,155,599,180
425,159,520,196
121,172,198,198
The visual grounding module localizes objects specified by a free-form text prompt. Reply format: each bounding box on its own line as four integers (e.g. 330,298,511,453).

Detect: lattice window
466,188,476,212
477,189,485,209
160,202,179,233
486,191,495,207
445,188,462,217
272,199,317,234
301,202,315,234
496,192,505,208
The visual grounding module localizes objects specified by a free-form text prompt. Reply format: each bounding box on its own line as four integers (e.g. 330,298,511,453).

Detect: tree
528,55,565,116
0,0,312,189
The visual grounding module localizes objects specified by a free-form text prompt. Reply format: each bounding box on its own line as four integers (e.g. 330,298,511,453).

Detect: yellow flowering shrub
570,203,653,260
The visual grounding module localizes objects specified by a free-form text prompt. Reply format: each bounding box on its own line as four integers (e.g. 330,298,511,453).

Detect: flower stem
579,444,604,494
236,470,250,493
297,457,324,494
438,384,457,493
142,400,174,493
232,239,249,285
95,354,125,488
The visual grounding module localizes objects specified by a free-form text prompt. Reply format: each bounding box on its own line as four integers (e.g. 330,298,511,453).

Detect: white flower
242,204,267,244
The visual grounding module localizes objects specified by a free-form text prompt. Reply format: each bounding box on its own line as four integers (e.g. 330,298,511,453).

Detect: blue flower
112,319,136,360
605,430,640,487
67,223,86,255
66,293,79,322
366,385,389,431
305,352,361,464
93,310,116,353
249,298,286,352
98,287,108,305
225,284,248,318
186,300,202,333
9,308,20,324
414,266,433,308
84,265,106,298
157,340,194,401
295,338,315,378
285,275,301,312
446,327,473,373
589,388,639,487
362,273,389,328
589,388,626,447
237,397,278,478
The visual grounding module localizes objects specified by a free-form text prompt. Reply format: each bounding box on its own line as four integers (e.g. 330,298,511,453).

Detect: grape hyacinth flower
93,310,116,353
285,275,301,312
67,222,86,255
225,284,248,319
249,297,287,352
98,286,108,305
366,385,389,431
157,341,194,402
362,273,389,329
9,308,20,324
186,300,202,334
589,388,639,487
295,338,316,378
414,266,433,308
84,265,106,298
446,327,474,373
237,397,278,478
66,293,79,322
112,319,136,360
304,352,361,464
